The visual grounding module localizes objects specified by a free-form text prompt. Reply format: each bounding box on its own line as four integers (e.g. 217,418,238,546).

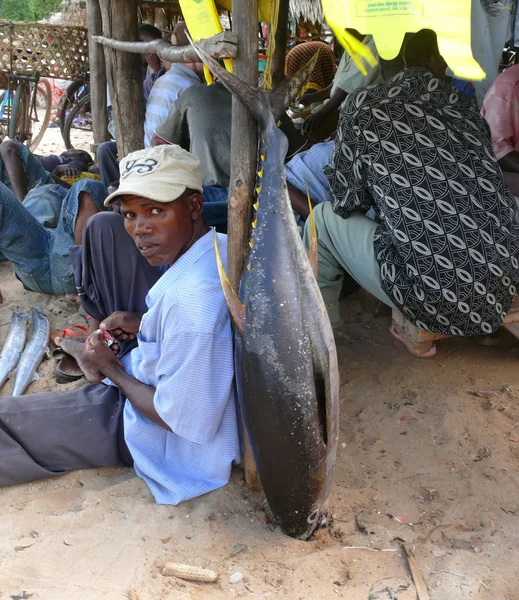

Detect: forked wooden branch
92,31,238,63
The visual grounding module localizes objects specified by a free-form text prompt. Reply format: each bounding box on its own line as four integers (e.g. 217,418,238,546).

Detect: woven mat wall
0,22,88,80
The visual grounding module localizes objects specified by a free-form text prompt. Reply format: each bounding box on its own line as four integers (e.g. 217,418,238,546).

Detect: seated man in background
305,29,519,354
481,63,519,196
0,145,240,506
0,142,108,294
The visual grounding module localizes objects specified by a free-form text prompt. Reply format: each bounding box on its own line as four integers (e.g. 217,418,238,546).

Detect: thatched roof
289,0,324,23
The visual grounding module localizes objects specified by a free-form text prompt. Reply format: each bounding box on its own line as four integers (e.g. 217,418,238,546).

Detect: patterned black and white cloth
327,68,519,336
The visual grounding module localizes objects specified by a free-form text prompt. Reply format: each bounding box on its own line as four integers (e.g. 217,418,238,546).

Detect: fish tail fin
214,230,246,336
188,33,272,130
306,186,318,280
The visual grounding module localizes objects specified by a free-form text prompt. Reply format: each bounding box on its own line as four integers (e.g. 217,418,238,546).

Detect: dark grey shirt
154,82,231,188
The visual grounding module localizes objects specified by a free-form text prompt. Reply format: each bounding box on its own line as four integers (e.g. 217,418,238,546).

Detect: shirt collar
147,229,216,305
168,63,201,82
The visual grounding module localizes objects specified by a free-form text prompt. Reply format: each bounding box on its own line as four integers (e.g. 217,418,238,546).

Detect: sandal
389,325,437,358
54,351,85,384
51,326,89,384
50,324,88,345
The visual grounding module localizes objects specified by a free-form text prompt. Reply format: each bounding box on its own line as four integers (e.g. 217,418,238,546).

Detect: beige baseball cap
104,144,203,206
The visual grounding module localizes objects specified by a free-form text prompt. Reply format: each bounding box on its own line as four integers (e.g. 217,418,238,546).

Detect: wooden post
99,0,145,158
269,0,290,86
228,0,260,490
86,0,110,149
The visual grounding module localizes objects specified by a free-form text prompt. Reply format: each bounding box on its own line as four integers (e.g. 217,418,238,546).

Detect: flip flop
52,329,88,384
55,352,85,384
50,324,88,345
389,325,437,358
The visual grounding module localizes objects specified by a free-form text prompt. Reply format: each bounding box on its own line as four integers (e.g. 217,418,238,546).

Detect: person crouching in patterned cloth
304,29,519,356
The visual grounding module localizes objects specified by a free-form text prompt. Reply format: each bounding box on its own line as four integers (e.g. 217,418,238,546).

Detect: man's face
120,193,198,266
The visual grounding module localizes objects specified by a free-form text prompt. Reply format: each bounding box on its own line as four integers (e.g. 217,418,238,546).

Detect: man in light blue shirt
143,61,202,147
0,145,241,504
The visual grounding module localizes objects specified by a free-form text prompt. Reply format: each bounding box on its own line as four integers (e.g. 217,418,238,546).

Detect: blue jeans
202,185,228,234
0,179,108,294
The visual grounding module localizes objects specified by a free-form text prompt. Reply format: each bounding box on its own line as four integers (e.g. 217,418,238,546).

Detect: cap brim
104,184,187,206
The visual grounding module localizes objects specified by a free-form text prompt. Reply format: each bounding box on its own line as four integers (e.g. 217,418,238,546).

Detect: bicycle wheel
57,79,89,133
8,81,30,143
63,93,93,152
28,79,52,152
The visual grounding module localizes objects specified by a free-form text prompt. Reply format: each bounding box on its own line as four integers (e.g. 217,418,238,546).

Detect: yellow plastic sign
217,0,274,24
321,0,485,81
178,0,233,83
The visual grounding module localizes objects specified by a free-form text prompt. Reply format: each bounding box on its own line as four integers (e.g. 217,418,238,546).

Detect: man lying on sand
0,140,108,294
0,145,241,503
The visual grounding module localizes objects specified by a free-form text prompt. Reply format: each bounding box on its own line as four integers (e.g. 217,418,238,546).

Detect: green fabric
303,203,394,325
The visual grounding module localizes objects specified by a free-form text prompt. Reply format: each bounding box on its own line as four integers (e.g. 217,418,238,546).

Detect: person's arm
303,89,348,135
287,181,316,221
0,140,29,200
153,99,185,147
299,83,333,106
81,329,171,430
499,150,519,173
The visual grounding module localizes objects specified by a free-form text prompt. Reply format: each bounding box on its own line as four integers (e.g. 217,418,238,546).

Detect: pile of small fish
0,308,50,396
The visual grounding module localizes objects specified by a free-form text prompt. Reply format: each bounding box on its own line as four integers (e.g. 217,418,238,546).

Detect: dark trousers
97,141,119,188
0,213,161,486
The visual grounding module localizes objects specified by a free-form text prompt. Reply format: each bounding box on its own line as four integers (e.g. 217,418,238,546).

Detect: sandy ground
1,129,519,599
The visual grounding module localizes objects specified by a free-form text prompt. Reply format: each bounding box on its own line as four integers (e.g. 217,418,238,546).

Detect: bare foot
54,337,104,383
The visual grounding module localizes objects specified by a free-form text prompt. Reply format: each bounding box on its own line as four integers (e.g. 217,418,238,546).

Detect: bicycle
8,73,52,151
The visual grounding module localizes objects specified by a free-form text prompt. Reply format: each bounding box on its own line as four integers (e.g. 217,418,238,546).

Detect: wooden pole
269,0,290,86
86,0,110,149
99,0,145,158
228,0,260,490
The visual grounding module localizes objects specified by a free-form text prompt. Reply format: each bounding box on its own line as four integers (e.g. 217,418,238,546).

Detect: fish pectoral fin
43,345,51,359
306,186,318,280
32,372,40,382
214,230,246,337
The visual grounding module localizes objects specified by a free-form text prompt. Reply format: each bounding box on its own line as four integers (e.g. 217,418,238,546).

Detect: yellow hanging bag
321,0,485,81
178,0,233,83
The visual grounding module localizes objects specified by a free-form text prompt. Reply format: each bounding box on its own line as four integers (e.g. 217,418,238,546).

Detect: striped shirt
122,230,241,504
143,64,201,147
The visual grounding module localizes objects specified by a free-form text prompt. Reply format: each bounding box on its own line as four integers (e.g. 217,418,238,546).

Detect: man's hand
100,311,142,353
303,109,325,135
82,329,122,381
145,53,161,73
52,164,81,179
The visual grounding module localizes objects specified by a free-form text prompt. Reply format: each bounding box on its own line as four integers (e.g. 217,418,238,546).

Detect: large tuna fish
193,45,340,539
12,308,50,396
0,311,29,389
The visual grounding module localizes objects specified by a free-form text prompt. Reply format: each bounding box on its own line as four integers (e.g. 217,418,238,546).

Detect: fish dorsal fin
214,230,246,337
32,372,40,382
43,346,50,359
306,186,318,280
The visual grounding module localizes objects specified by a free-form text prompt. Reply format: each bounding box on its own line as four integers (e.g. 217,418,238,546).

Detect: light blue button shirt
144,64,201,147
122,230,241,504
